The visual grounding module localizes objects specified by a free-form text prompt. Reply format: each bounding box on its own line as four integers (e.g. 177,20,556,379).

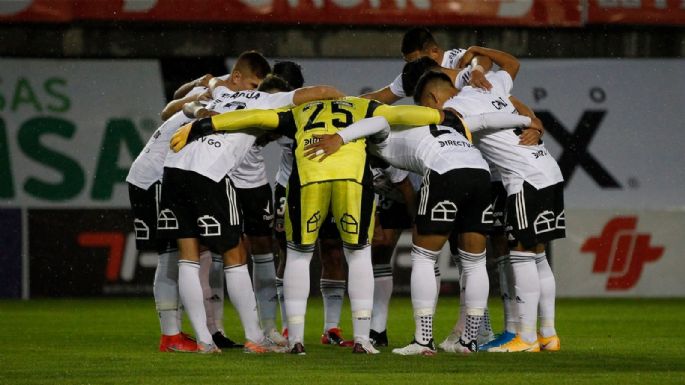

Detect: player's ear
428,46,441,61
231,70,242,84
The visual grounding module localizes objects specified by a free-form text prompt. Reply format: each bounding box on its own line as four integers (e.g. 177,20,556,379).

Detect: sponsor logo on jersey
531,149,549,159
581,216,663,290
303,137,321,146
438,139,473,148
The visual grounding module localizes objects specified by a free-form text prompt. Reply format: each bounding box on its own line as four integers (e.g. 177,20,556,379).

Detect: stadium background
1,0,684,300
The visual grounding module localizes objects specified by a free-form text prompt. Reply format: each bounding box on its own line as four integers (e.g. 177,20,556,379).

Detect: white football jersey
230,145,268,189
274,136,294,187
372,124,489,176
371,162,410,203
164,90,295,182
126,110,193,190
389,48,471,98
444,70,563,195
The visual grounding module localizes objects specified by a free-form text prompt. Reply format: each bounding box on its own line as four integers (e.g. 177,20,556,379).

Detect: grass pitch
1,297,683,385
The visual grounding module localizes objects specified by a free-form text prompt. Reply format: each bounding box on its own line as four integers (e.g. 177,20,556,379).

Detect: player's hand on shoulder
303,134,343,162
196,74,213,88
469,69,492,91
457,46,482,68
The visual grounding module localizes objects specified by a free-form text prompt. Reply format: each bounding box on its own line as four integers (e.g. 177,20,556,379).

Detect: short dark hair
402,56,440,97
413,70,453,104
273,61,304,89
235,51,271,79
401,27,438,55
257,75,293,92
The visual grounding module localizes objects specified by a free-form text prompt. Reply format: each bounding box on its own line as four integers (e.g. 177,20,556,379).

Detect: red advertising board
0,0,581,26
587,0,685,25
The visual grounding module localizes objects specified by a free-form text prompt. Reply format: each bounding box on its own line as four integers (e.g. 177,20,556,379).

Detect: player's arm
173,73,213,100
170,108,287,152
161,89,211,121
509,95,544,145
459,46,520,80
293,86,345,105
183,101,218,119
360,86,402,105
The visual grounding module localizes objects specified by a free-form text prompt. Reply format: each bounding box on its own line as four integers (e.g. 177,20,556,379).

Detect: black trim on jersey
287,159,302,245
276,110,297,139
356,158,375,245
365,99,382,118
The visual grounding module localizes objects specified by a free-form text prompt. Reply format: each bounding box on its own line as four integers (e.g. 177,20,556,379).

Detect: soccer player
361,27,493,105
414,47,565,352
170,97,451,354
302,104,534,356
127,111,198,353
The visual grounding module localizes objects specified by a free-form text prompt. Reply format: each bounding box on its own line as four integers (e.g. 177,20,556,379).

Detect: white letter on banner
0,0,32,15
497,0,533,17
383,0,430,10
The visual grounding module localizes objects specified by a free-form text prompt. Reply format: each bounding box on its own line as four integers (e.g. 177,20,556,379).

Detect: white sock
497,255,518,334
283,245,314,345
253,252,278,332
210,254,225,334
536,252,557,337
225,264,264,343
371,264,393,333
276,277,287,331
154,251,180,336
343,244,374,343
320,279,346,332
199,251,222,335
510,251,540,343
178,260,212,344
434,264,441,306
479,308,493,338
411,244,439,344
450,254,463,336
458,249,489,342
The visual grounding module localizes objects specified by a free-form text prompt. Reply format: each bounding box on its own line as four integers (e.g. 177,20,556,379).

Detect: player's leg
331,179,378,354
283,181,331,354
236,183,286,345
318,217,352,346
536,182,565,351
535,243,560,351
199,248,241,349
490,181,565,352
129,181,195,352
392,170,454,356
157,168,216,353
442,168,492,354
273,183,288,336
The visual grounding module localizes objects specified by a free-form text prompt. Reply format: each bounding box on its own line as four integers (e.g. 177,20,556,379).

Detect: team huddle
126,27,565,355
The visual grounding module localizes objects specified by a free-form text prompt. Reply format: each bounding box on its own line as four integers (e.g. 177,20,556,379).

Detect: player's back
289,97,375,186
379,124,488,176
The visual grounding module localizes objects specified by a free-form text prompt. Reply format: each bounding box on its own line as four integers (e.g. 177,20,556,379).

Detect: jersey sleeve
211,108,282,132
372,104,441,127
489,71,514,96
455,67,472,89
386,165,409,184
388,74,406,98
263,91,296,109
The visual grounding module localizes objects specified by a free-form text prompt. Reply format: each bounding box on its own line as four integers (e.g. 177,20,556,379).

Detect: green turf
1,297,684,385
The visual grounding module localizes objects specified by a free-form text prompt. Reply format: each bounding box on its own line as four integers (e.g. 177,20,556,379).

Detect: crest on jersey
307,211,321,233
481,204,494,224
133,219,150,240
340,213,359,234
198,215,221,236
534,210,556,234
431,200,458,222
157,209,178,230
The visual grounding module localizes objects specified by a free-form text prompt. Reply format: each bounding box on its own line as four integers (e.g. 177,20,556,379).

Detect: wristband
187,118,215,143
